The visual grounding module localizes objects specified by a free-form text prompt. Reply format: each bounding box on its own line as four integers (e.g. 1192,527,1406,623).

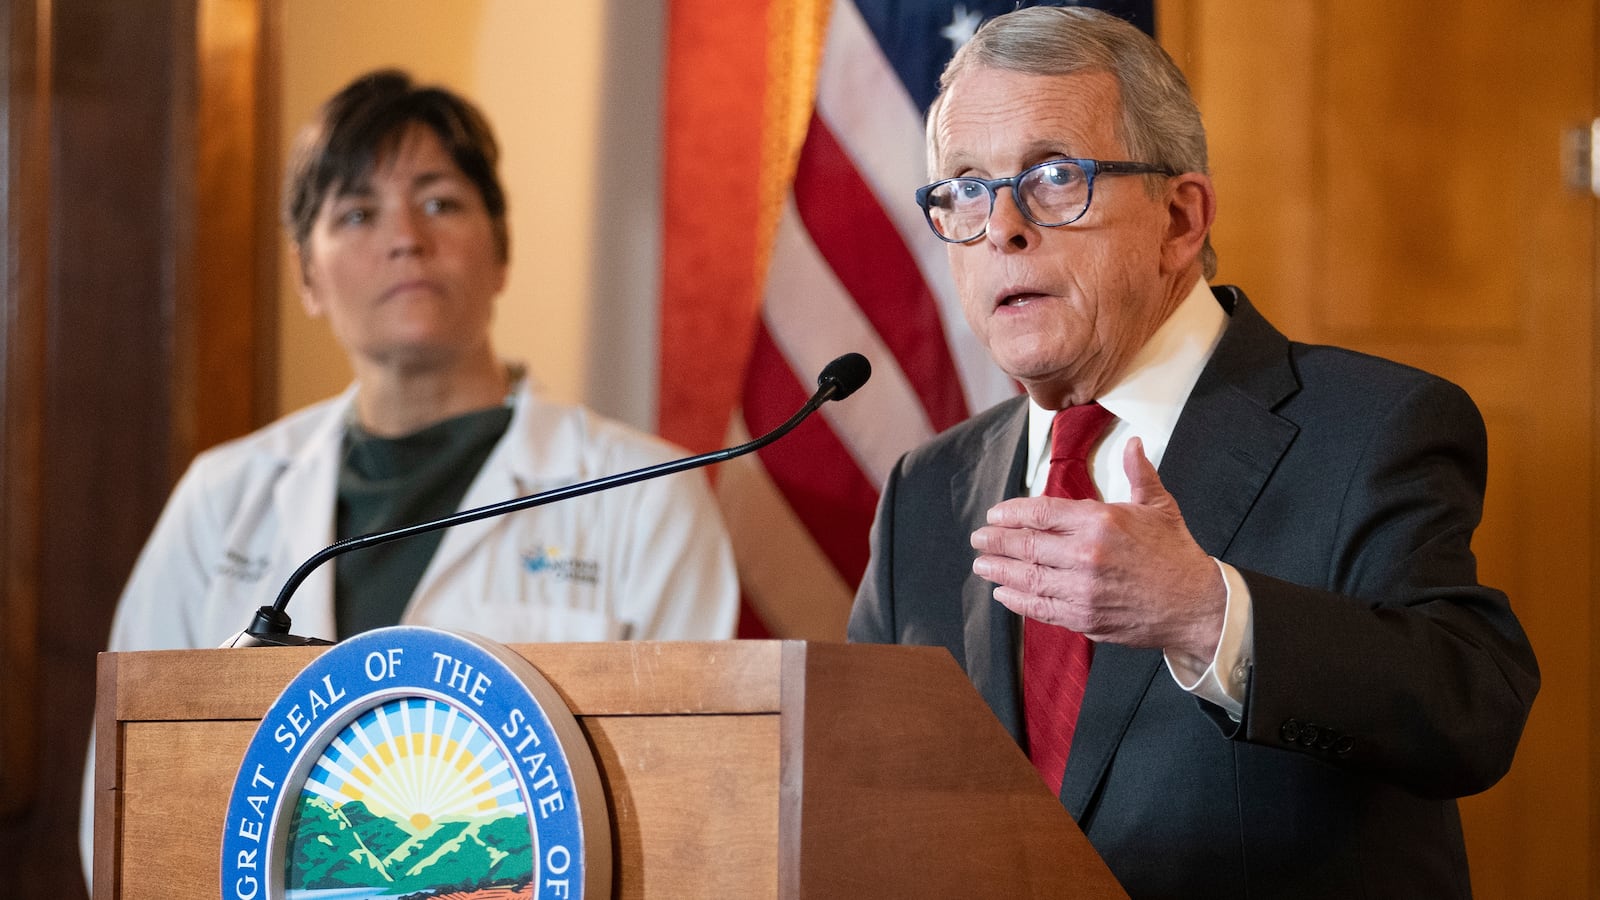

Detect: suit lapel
1060,287,1301,815
1161,288,1301,559
1059,642,1163,816
955,398,1031,743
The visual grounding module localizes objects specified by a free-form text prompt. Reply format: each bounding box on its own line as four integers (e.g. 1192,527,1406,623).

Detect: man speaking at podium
848,7,1538,898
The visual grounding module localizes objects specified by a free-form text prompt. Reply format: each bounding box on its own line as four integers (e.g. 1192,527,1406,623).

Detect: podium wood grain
94,640,1124,899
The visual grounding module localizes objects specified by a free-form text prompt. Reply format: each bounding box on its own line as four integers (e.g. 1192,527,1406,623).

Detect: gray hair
927,7,1216,278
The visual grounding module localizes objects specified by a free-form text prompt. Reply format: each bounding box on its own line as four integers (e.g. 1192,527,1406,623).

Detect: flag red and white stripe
661,0,1022,638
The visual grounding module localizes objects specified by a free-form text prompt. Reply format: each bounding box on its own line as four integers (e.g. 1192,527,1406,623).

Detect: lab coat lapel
409,381,564,608
270,393,350,642
413,447,522,601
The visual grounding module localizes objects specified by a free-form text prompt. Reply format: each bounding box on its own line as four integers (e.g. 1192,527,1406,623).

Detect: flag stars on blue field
941,5,984,50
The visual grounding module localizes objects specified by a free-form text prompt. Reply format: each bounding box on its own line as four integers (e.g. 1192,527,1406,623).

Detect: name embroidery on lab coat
218,549,270,583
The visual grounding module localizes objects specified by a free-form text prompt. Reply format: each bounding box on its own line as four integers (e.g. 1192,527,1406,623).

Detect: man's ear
1160,172,1216,274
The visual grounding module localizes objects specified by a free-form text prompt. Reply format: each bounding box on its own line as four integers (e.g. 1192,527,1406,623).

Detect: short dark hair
283,68,509,262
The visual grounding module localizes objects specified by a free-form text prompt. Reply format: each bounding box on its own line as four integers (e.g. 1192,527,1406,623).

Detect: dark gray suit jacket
849,287,1539,899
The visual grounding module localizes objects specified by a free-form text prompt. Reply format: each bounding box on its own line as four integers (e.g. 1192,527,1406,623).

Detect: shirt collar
1026,278,1227,489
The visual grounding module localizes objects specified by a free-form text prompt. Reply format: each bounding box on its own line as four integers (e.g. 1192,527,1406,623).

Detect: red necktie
1023,402,1114,795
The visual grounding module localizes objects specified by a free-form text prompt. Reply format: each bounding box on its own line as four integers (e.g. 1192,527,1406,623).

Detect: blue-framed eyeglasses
914,157,1179,243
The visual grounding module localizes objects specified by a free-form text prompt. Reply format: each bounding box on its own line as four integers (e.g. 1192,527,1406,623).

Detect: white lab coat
81,378,740,885
104,377,739,650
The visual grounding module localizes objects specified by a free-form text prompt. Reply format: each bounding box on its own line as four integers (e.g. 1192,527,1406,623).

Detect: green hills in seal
285,795,534,894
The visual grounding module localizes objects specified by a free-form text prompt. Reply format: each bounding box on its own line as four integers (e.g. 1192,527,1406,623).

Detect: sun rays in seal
301,697,525,835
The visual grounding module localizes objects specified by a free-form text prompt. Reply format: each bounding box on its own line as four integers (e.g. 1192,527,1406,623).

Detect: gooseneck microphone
223,352,872,648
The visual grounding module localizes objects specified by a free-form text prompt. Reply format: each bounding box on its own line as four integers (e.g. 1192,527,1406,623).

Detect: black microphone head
818,352,872,401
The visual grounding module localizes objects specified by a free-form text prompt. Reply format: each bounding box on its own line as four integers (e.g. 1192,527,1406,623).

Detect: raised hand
970,437,1226,664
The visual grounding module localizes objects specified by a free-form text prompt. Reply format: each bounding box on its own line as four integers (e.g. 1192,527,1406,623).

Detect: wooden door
0,1,275,897
1161,1,1596,894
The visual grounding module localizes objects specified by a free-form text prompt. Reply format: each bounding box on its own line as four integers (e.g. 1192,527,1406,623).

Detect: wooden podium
93,640,1125,898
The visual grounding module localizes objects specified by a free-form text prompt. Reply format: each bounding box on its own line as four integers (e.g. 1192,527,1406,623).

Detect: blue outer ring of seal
218,626,587,900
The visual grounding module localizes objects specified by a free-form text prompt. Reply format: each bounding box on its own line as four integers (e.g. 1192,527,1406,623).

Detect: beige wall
277,0,663,428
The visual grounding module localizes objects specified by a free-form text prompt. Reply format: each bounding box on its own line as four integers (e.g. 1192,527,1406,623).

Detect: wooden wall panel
194,0,277,452
0,2,275,897
1315,2,1523,339
1473,405,1526,600
1173,1,1596,895
0,0,49,824
7,5,194,896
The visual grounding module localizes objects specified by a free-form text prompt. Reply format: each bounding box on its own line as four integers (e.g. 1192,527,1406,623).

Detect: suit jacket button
1334,736,1355,756
1280,719,1301,743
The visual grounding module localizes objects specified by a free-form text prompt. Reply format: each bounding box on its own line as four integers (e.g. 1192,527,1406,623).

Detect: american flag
661,0,1153,639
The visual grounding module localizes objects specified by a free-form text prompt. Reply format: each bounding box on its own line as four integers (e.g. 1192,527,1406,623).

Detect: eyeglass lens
924,160,1091,241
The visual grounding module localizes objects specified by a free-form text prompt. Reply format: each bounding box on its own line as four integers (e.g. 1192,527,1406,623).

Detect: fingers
984,494,1095,529
972,505,1109,631
973,554,1095,633
972,554,1052,603
992,582,1087,632
975,498,1111,564
970,436,1215,652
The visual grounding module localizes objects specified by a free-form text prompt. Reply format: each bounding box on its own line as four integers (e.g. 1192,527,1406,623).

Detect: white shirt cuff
1164,558,1253,720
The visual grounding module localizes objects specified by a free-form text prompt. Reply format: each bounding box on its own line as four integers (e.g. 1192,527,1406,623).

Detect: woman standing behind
107,68,739,648
81,66,740,890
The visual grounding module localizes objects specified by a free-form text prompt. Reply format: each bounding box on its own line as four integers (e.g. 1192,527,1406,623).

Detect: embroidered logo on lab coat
522,546,600,585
